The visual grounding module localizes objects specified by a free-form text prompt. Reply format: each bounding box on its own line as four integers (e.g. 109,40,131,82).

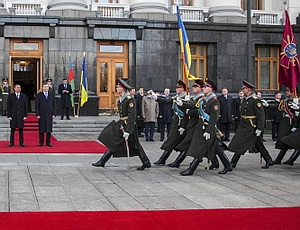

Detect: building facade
0,0,299,113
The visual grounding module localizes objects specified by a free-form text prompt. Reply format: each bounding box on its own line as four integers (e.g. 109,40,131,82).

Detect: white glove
295,111,299,117
176,98,183,106
152,93,158,100
290,103,299,110
178,128,185,135
186,109,190,114
255,129,262,137
185,95,190,101
123,132,130,140
261,99,269,107
203,132,210,140
291,127,297,132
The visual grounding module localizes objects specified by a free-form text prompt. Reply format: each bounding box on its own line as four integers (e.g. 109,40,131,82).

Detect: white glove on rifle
291,127,297,132
203,132,210,140
255,129,262,137
261,99,269,107
176,98,183,106
123,132,130,140
178,128,185,135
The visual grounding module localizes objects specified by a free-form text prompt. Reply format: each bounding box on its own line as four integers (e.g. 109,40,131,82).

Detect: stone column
130,0,169,14
47,0,88,11
207,0,246,23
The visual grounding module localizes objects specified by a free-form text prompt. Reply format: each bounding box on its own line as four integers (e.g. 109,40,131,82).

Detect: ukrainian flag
80,54,88,107
177,6,198,81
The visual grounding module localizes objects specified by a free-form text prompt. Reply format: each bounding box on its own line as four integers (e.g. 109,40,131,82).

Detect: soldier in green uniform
228,80,274,169
0,78,11,116
180,79,221,176
167,79,204,168
152,80,187,165
92,79,151,170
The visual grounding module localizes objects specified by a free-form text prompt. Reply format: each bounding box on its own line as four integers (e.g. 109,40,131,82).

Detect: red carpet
0,207,299,230
0,132,107,154
24,114,39,131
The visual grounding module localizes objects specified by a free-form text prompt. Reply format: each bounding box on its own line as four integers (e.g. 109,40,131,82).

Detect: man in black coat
134,87,144,137
268,92,283,141
7,84,28,147
233,90,244,132
217,88,234,141
35,84,56,147
58,78,72,120
158,88,173,141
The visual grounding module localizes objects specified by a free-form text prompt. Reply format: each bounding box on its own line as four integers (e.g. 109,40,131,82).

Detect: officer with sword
92,78,151,170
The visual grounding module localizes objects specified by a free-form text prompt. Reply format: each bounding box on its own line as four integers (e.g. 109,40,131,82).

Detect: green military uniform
186,93,220,161
0,84,11,115
158,92,186,152
175,92,203,152
228,93,264,155
98,92,146,158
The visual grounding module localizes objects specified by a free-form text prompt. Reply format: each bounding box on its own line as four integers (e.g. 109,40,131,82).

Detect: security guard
228,80,274,169
92,78,151,170
0,78,11,116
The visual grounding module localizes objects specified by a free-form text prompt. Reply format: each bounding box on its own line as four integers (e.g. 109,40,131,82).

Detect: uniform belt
241,115,256,128
119,116,128,120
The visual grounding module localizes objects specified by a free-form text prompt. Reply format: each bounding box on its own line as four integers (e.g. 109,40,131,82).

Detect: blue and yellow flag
177,6,199,81
80,54,88,107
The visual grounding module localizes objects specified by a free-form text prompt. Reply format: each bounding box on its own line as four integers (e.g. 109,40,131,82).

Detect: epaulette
127,95,132,99
253,96,258,99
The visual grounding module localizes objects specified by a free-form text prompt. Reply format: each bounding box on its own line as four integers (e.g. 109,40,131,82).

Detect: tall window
178,44,207,84
241,0,263,11
255,46,280,91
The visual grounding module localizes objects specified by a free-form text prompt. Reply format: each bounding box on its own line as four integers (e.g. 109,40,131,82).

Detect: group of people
1,78,74,147
92,78,300,176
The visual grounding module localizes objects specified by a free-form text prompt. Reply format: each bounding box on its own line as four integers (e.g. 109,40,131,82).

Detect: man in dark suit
58,78,72,120
233,90,244,132
269,92,283,141
134,87,144,137
158,88,173,141
35,84,56,147
7,84,28,147
217,88,234,141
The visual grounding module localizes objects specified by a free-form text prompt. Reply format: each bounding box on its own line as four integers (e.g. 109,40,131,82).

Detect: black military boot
261,150,274,169
273,150,287,164
205,155,219,170
217,147,233,174
92,150,113,167
230,154,241,168
283,150,300,166
180,158,200,176
154,150,172,165
167,152,186,168
137,153,151,170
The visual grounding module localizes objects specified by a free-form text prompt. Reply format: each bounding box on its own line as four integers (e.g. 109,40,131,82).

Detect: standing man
269,92,283,141
92,79,151,170
228,80,274,169
58,78,72,120
7,84,28,147
158,88,173,142
46,78,55,94
134,87,144,137
0,78,11,116
35,84,56,147
233,90,244,132
142,89,159,142
180,79,220,176
218,88,234,141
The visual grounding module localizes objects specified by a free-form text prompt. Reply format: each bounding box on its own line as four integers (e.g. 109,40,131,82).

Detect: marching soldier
92,78,151,170
179,79,222,176
167,79,204,168
152,80,187,165
0,78,11,116
228,80,274,169
272,88,299,164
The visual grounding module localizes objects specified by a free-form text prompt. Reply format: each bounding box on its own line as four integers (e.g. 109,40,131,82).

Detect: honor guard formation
92,78,300,176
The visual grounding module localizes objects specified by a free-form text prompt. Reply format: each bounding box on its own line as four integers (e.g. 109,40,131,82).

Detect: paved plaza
0,116,299,212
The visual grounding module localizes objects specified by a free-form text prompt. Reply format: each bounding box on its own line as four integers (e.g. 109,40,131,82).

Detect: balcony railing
170,5,208,22
251,10,284,25
6,2,48,15
91,3,130,18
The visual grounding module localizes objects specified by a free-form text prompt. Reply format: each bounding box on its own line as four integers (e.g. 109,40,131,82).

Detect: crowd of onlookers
132,86,286,142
